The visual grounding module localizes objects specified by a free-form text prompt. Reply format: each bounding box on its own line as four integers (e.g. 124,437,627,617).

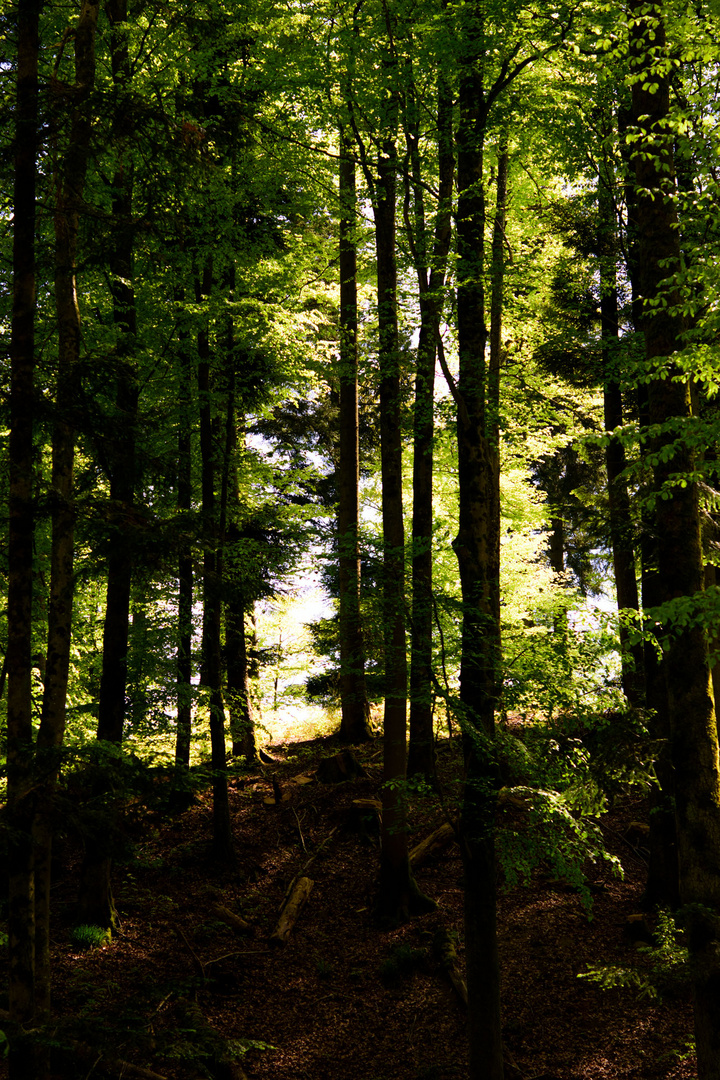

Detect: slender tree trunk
406,66,454,780
367,116,432,922
221,329,257,762
597,157,643,704
225,412,256,762
226,578,257,761
35,0,99,1037
197,264,235,864
78,0,137,930
374,133,413,920
7,3,41,1074
337,125,372,743
453,31,504,1080
631,6,720,1076
175,290,194,766
96,0,137,747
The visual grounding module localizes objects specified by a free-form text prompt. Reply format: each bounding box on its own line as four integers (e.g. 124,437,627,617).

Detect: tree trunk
7,3,41,1074
453,31,504,1080
372,127,431,922
223,347,257,762
175,290,193,767
631,6,720,1076
36,0,99,1034
597,154,643,704
79,0,137,930
618,105,678,907
337,126,372,744
406,66,454,780
197,264,235,864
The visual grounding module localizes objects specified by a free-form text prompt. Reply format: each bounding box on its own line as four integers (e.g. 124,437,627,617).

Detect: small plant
314,955,333,980
380,943,427,986
71,924,111,950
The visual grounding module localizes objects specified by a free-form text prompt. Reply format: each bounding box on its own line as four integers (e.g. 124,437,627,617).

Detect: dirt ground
0,733,697,1079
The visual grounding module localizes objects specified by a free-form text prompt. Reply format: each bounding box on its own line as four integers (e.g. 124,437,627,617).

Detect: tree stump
316,750,366,783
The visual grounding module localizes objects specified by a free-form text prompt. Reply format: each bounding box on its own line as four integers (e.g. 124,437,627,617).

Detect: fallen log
270,876,314,946
212,903,252,935
409,820,457,869
433,928,468,1007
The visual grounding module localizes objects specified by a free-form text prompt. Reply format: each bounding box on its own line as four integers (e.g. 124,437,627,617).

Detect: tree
403,15,454,781
6,2,41,1074
337,122,372,743
628,4,720,1074
35,0,100,1036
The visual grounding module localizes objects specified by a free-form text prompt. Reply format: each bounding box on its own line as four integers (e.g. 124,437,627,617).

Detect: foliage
579,909,690,1001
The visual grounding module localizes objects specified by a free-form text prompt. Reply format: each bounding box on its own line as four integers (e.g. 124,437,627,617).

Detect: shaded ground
1,734,696,1079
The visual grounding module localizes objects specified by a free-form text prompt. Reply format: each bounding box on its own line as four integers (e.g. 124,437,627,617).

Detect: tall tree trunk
175,290,194,767
225,414,257,762
406,64,454,780
35,0,99,1036
197,264,235,864
597,155,643,704
337,125,372,743
221,325,257,762
78,0,137,930
453,29,504,1080
618,103,678,906
7,2,41,1074
630,5,720,1076
374,131,416,921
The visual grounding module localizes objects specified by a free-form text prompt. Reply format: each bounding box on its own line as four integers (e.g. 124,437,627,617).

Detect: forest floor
1,729,697,1080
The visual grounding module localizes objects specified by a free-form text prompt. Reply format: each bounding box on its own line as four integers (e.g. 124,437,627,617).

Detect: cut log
270,876,314,946
409,821,457,869
212,903,252,935
433,927,468,1007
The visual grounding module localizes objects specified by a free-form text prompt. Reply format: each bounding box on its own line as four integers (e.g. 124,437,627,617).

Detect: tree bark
197,263,235,865
175,290,194,767
374,130,419,922
597,153,643,704
337,125,372,743
36,0,99,1033
453,25,504,1080
79,0,137,930
630,5,720,1076
7,3,41,1074
406,63,454,781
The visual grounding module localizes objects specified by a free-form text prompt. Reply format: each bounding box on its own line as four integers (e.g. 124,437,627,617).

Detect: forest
3,0,720,1077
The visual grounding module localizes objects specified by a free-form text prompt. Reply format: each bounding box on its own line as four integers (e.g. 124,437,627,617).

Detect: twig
292,805,308,854
177,927,206,980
